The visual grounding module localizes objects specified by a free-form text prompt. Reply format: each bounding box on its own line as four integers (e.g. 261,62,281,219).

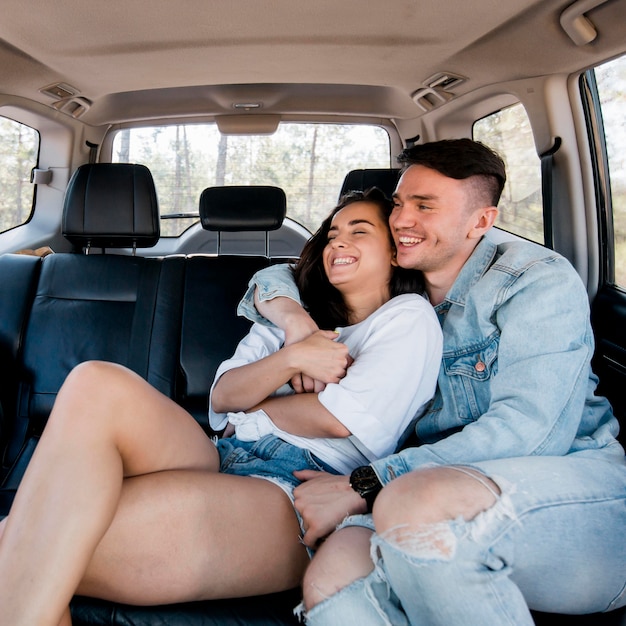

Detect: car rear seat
177,185,286,425
0,163,186,514
0,164,299,624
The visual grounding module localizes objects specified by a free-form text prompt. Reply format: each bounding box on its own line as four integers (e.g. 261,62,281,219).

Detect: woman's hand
293,470,367,547
255,292,333,393
282,315,327,393
287,331,351,389
212,330,350,415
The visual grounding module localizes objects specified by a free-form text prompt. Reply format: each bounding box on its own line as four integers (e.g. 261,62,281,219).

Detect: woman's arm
256,393,351,438
211,330,350,414
238,264,333,392
256,297,442,447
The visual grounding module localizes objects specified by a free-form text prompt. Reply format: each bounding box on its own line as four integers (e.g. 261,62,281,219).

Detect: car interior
0,0,625,624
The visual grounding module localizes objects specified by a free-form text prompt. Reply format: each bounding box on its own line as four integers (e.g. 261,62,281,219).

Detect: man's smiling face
390,164,490,279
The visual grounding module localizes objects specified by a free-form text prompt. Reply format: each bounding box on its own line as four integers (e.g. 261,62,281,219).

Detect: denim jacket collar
436,236,497,311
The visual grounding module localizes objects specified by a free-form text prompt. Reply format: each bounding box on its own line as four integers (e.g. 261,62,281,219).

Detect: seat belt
540,137,561,250
86,140,99,164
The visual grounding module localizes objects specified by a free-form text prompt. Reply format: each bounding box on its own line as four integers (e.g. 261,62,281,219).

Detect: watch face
351,466,380,493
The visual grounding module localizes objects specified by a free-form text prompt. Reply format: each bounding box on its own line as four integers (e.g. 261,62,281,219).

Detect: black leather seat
71,184,298,624
340,167,401,199
63,163,160,252
0,163,184,514
199,184,287,256
178,185,286,426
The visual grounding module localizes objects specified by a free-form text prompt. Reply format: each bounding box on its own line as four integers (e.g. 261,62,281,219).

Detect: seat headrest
340,168,401,200
62,163,159,249
199,186,286,232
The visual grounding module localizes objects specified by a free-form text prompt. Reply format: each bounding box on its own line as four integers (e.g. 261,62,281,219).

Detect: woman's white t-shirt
209,293,442,475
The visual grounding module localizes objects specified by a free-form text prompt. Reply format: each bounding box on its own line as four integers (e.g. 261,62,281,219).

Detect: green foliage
473,103,544,244
112,123,391,236
0,117,39,233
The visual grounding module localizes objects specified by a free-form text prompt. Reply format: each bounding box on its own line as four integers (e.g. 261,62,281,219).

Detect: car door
585,55,626,446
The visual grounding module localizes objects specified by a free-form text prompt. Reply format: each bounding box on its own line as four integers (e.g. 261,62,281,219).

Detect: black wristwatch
350,465,383,513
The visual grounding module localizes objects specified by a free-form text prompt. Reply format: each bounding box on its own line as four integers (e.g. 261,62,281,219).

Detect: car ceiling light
39,82,79,100
233,102,263,111
411,72,467,112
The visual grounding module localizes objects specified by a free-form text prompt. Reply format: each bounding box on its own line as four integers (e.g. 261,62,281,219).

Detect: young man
238,139,626,624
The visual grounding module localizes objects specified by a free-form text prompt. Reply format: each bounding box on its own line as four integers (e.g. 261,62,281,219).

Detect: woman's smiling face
322,201,395,297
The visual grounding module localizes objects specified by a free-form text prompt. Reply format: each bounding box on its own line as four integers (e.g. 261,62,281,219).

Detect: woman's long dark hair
293,187,424,329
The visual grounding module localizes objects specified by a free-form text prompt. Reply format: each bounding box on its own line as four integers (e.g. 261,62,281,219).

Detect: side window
473,104,543,244
0,116,39,233
593,55,626,288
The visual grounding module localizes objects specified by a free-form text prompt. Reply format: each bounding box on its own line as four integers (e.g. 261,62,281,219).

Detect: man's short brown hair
397,139,506,206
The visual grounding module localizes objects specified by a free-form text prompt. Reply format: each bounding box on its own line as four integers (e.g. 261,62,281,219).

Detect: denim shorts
216,434,338,491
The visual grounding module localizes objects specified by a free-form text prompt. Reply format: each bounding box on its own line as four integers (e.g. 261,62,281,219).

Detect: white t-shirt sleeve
208,323,285,431
318,295,442,460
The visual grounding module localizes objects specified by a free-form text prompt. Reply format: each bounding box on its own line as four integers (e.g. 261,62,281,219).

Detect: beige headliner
1,0,625,126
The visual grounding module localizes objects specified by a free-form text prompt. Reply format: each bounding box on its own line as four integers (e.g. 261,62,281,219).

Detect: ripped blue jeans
303,449,626,625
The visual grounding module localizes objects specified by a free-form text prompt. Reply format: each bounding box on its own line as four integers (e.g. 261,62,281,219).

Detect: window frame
0,114,41,234
581,67,617,290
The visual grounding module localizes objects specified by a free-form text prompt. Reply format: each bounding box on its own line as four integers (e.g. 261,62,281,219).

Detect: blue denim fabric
216,434,338,489
237,262,302,320
304,450,626,625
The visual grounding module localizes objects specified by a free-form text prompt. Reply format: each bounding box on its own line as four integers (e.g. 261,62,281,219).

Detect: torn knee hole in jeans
375,522,458,561
373,476,517,561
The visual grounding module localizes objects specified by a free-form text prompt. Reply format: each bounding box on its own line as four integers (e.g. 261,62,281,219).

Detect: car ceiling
1,0,625,127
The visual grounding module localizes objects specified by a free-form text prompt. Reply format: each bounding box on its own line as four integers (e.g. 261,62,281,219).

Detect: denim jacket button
475,360,486,372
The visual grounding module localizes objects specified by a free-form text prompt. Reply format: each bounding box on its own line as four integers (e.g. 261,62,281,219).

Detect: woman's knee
373,466,500,533
302,526,374,611
47,361,139,440
62,361,134,397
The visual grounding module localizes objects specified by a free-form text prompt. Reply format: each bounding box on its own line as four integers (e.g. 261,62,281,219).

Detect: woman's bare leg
58,607,72,626
0,360,220,625
77,470,308,604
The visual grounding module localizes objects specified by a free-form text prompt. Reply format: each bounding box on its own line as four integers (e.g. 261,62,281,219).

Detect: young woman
209,189,441,495
0,189,442,626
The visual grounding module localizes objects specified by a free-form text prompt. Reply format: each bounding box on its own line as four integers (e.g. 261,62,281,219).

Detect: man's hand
293,470,367,547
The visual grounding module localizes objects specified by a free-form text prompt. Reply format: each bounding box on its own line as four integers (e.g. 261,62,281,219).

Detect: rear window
112,123,391,236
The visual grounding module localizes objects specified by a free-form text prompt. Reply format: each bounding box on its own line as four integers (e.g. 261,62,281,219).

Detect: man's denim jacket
238,236,622,485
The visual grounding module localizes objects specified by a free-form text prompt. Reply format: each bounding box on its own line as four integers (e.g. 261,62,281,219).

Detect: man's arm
293,470,367,547
254,289,319,347
255,293,327,393
237,263,302,325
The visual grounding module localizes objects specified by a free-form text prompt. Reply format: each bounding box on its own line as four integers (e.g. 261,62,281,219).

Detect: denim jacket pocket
441,333,499,423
